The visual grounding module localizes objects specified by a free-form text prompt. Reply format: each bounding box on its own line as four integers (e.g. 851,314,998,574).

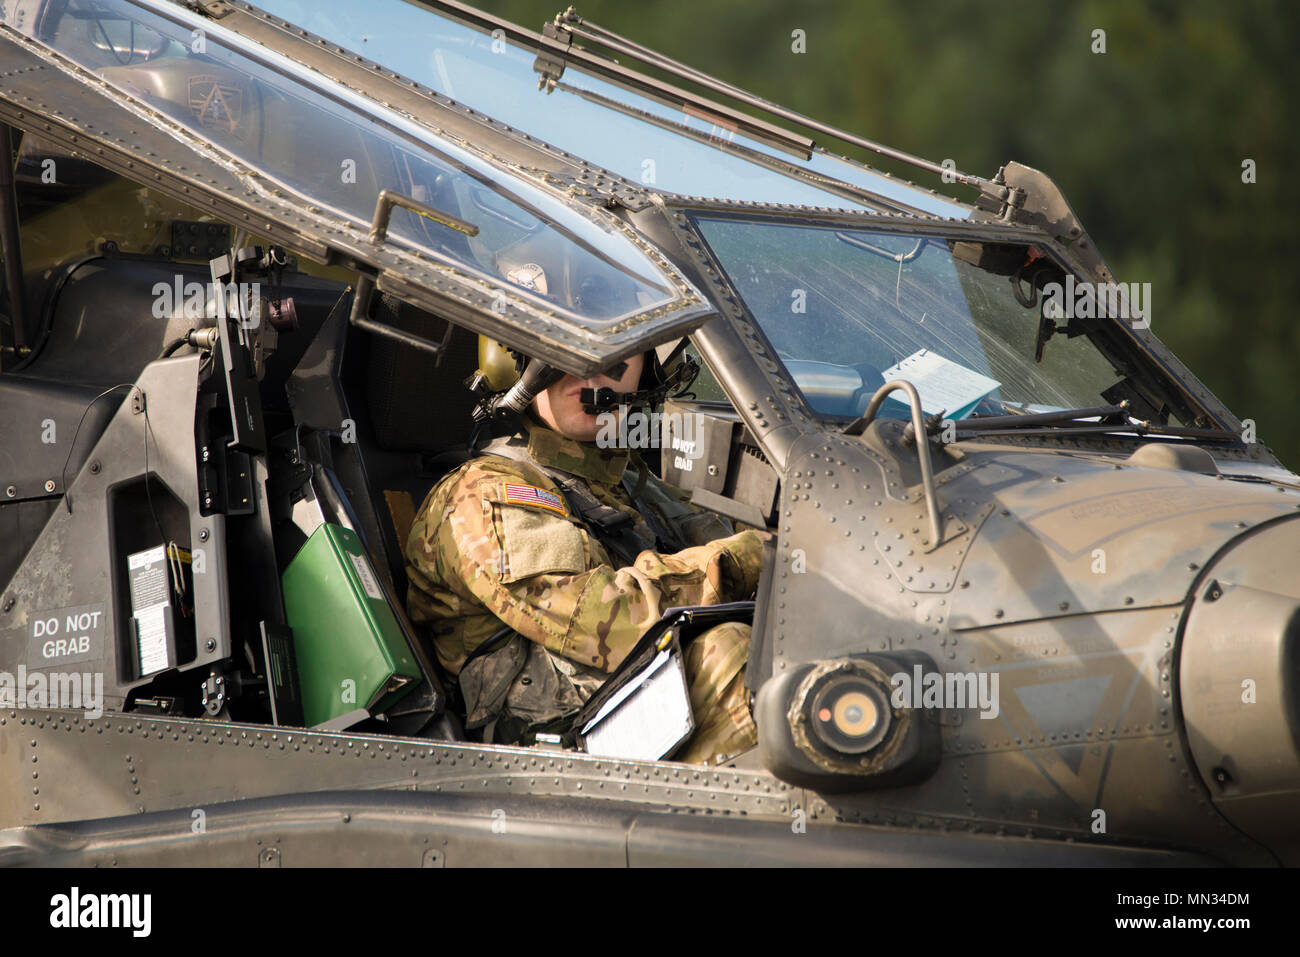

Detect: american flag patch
504,483,566,515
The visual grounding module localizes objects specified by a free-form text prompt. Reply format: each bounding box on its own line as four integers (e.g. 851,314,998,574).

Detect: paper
582,650,694,761
583,649,672,732
127,545,171,676
880,349,1000,419
135,606,171,676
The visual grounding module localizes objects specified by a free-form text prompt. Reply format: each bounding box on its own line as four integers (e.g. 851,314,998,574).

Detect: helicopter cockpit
0,0,734,748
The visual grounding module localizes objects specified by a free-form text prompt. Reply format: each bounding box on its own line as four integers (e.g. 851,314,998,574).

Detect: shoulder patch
503,483,567,515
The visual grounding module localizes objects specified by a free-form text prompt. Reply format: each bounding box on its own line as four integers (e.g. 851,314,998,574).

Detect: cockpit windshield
18,0,680,324
252,0,969,216
691,215,1167,424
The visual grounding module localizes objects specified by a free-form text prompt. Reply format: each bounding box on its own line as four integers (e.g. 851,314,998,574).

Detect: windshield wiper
884,401,1240,444
951,403,1242,444
890,402,1126,443
954,423,1242,442
956,403,1129,431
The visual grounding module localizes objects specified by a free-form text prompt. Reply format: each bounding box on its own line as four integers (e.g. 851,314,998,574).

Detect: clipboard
574,602,754,761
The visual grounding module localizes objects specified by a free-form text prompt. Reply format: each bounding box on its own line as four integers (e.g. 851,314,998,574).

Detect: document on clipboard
580,645,694,761
573,604,753,762
880,349,1000,420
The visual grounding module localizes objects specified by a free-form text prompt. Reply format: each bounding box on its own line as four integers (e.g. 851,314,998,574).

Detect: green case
281,523,419,726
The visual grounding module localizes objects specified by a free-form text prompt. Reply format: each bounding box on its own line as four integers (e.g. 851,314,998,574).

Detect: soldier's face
534,353,645,442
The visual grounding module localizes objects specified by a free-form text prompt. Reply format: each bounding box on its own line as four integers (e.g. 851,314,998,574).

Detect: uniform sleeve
406,459,765,673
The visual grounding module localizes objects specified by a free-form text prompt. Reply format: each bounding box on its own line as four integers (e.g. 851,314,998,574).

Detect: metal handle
844,380,944,549
368,188,478,244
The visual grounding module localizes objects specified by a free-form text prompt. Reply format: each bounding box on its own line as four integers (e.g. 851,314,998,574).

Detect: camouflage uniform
404,417,764,764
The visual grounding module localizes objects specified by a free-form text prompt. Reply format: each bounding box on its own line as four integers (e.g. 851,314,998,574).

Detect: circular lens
809,675,890,755
833,692,876,736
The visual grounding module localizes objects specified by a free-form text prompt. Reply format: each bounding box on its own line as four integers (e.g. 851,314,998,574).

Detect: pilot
403,300,765,765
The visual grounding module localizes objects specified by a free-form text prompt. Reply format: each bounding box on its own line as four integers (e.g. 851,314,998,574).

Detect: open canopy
251,0,974,218
0,0,715,375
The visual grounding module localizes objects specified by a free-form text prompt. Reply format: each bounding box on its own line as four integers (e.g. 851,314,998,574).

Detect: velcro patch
504,483,566,515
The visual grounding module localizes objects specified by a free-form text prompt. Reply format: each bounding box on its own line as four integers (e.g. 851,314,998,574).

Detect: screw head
199,528,210,542
43,480,55,493
4,486,15,498
89,461,101,474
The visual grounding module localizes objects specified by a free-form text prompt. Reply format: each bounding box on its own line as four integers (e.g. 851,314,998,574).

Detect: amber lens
832,691,878,737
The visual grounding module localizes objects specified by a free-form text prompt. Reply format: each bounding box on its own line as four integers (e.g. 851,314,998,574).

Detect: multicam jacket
403,419,765,679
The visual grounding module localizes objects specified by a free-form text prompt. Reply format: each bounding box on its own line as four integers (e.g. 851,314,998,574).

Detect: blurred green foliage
479,0,1299,465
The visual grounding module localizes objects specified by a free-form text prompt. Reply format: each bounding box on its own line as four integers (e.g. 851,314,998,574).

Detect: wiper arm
897,402,1130,444
953,400,1240,442
954,421,1243,444
956,403,1129,431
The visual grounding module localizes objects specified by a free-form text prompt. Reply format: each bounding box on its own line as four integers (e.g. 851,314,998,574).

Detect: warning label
26,602,104,667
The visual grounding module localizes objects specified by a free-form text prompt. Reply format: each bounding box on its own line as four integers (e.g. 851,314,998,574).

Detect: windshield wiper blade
951,401,1241,442
887,402,1132,444
954,422,1243,443
955,403,1128,431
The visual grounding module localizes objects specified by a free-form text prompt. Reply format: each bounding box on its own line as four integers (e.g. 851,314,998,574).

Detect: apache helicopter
0,0,1295,867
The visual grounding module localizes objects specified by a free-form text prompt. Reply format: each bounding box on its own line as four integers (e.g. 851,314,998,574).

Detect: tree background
478,0,1299,465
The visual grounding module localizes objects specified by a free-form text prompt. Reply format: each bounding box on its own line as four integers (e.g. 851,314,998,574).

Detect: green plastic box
281,523,419,726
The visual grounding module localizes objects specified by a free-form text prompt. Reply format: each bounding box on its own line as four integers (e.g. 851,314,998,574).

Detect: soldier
404,332,766,765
